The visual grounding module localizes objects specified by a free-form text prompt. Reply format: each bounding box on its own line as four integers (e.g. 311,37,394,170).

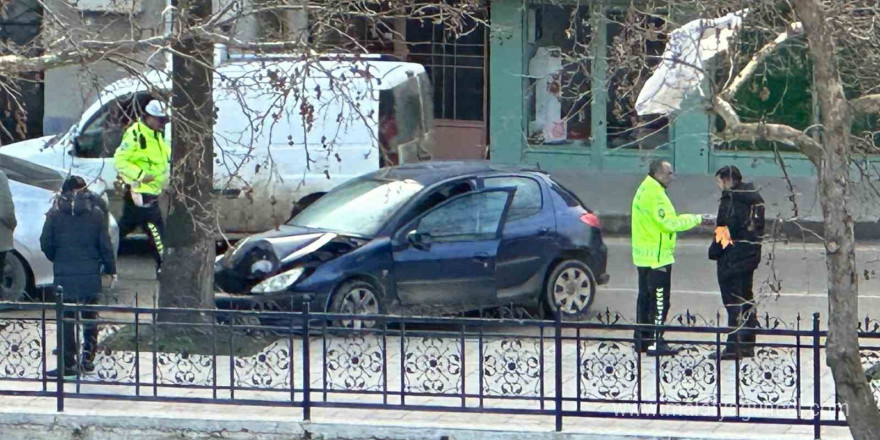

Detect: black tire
2,253,29,302
544,260,596,319
328,279,385,330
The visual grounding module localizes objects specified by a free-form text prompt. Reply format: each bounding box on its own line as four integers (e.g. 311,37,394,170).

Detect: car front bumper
214,290,323,313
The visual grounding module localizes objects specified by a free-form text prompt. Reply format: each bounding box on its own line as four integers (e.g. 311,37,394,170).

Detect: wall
41,0,167,134
485,0,849,180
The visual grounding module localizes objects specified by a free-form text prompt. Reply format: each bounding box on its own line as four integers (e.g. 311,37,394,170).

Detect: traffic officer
631,159,710,356
114,100,171,276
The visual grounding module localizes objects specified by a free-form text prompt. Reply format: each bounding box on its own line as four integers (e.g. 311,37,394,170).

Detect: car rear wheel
2,253,29,302
545,260,595,319
329,280,384,330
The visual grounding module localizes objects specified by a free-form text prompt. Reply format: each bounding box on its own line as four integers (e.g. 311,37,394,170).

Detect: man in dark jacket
41,176,117,378
709,166,764,360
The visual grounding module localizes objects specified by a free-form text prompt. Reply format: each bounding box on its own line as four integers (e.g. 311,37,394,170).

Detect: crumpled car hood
215,226,363,293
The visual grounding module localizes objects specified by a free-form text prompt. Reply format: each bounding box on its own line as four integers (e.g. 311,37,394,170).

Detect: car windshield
0,154,64,191
288,178,424,236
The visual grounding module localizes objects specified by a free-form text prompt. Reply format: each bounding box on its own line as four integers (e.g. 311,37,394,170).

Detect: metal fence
1,294,880,439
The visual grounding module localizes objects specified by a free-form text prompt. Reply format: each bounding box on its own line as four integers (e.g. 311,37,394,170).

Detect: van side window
483,177,542,221
75,93,151,158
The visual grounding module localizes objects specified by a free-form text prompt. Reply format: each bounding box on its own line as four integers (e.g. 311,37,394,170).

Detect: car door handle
538,227,551,235
473,253,491,268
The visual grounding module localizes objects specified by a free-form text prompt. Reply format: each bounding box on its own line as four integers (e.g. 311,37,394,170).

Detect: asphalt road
596,236,880,325
61,236,880,327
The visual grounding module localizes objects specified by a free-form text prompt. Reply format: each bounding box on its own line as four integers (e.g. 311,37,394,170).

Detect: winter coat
40,191,116,301
114,120,171,196
0,171,16,252
709,182,765,278
631,175,701,269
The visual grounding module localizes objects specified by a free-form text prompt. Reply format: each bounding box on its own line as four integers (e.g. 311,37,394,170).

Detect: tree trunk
791,0,880,438
158,0,215,321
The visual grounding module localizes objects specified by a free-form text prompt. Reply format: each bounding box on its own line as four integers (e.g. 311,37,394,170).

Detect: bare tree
602,0,880,437
0,0,482,311
158,0,215,315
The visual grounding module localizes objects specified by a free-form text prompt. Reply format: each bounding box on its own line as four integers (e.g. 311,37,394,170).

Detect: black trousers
119,192,165,269
60,297,99,368
718,268,759,352
634,265,672,346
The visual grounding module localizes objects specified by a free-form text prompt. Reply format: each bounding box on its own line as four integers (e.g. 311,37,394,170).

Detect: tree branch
0,36,169,74
720,121,825,163
721,22,805,101
852,94,880,115
0,31,316,75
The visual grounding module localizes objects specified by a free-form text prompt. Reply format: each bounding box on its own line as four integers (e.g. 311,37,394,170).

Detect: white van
0,53,434,234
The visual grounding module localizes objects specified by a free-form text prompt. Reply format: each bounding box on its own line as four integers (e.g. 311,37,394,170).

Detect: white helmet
145,100,169,118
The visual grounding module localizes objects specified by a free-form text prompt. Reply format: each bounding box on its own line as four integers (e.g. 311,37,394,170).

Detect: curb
0,408,848,440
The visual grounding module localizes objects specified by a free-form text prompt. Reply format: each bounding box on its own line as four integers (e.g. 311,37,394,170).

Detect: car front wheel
329,280,385,330
2,253,29,302
545,260,596,319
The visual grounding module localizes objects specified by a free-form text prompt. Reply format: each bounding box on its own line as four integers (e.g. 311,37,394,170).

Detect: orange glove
715,226,733,249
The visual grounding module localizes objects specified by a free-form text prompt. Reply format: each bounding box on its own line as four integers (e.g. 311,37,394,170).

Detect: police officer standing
631,160,712,356
114,100,171,276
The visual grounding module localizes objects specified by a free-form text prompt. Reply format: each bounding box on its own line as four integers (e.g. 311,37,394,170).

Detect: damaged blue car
214,161,608,327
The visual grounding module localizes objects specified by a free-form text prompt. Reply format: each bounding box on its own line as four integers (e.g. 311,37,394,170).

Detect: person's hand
701,214,717,226
141,174,156,184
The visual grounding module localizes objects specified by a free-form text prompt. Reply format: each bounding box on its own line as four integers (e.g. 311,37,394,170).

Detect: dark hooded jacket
710,181,765,277
40,190,116,301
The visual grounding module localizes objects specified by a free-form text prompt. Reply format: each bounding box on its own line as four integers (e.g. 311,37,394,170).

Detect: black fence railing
1,293,879,439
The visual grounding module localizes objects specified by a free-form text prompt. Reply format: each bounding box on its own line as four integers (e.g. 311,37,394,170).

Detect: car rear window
550,181,584,208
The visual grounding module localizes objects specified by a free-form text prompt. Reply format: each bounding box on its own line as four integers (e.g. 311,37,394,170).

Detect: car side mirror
406,230,432,251
72,135,86,156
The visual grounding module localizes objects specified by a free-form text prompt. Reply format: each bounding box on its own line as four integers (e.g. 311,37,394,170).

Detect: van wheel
328,280,385,330
2,253,29,302
544,260,596,319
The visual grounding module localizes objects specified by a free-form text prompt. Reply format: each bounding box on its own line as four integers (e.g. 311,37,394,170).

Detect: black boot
647,340,680,356
46,365,78,379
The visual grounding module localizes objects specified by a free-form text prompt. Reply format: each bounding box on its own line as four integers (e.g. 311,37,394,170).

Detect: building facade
486,0,837,179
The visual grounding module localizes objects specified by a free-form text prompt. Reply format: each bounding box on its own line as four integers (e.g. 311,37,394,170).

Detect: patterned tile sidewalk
0,316,869,439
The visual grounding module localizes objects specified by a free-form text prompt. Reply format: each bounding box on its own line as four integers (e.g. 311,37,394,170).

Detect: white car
1,154,119,301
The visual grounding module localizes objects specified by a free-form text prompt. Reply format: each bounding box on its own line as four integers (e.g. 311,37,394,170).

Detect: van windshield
288,178,424,237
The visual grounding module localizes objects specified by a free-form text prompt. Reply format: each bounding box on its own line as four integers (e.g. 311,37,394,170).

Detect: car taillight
580,212,600,228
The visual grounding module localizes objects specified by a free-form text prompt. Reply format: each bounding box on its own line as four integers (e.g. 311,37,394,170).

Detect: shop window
406,17,486,121
526,3,592,146
321,7,486,123
606,10,669,151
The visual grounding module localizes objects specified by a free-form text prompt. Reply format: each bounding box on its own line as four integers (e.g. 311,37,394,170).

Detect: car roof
363,161,546,186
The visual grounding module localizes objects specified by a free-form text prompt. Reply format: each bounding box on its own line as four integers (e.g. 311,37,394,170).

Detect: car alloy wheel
546,260,595,318
1,254,28,302
332,281,382,330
